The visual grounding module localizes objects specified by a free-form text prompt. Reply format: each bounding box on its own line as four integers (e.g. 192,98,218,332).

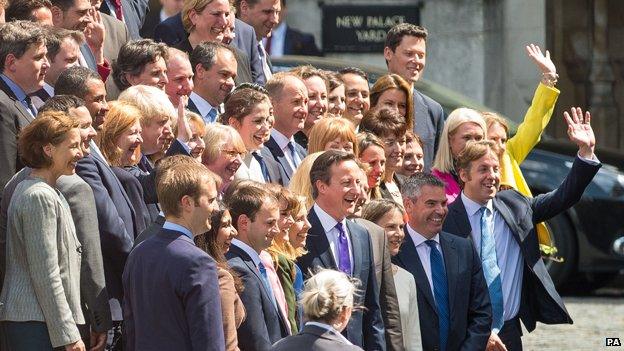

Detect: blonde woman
288,152,323,209
307,117,358,155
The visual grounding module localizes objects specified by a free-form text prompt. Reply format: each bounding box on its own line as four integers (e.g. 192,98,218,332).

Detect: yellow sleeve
506,82,560,164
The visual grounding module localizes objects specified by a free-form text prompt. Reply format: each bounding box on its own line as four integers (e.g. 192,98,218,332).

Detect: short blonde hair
201,123,246,165
308,117,358,155
432,107,487,173
289,151,323,209
482,111,509,134
182,0,217,33
301,269,357,324
98,101,142,167
118,85,177,126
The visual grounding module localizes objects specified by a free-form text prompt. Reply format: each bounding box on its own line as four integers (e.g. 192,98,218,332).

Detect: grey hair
300,269,358,324
400,172,446,200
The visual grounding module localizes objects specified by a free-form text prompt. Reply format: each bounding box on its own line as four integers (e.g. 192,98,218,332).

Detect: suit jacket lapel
446,196,472,239
307,208,337,269
396,228,436,313
492,196,525,243
265,136,294,179
440,233,459,317
346,220,363,279
0,77,35,123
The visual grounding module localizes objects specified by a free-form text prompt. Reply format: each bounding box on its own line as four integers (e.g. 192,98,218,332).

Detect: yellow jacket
499,82,560,252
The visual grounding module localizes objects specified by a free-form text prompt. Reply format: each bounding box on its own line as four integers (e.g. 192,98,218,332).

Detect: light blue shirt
231,238,262,268
461,193,523,323
405,224,443,301
313,204,353,275
189,91,220,124
162,221,193,240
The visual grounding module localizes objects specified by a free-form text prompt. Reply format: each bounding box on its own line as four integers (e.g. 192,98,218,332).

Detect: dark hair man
297,150,386,350
443,107,601,350
384,23,444,172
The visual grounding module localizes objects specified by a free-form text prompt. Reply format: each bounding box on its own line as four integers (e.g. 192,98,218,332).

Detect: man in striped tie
393,172,492,351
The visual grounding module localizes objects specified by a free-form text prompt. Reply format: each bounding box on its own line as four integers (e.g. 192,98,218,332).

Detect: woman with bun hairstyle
271,269,363,351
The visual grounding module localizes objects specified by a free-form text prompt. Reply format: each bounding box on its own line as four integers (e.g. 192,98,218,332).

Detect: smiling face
165,55,194,106
324,137,354,154
341,73,370,127
70,106,96,155
244,199,280,252
377,208,405,256
188,178,219,234
45,37,79,86
401,140,424,176
303,76,327,131
316,159,362,221
272,76,308,137
6,41,49,94
53,0,91,31
287,202,310,249
47,128,83,176
277,197,295,240
84,78,109,131
359,144,386,188
204,136,244,183
459,151,500,205
195,48,237,106
188,122,206,161
385,35,426,84
127,56,168,91
231,101,272,151
403,185,447,239
189,0,230,42
327,84,346,116
240,0,280,39
216,210,238,254
449,122,485,158
141,115,172,155
374,88,407,117
381,133,406,172
116,119,143,166
487,122,507,155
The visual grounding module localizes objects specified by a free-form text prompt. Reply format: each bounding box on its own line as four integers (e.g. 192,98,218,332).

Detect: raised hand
176,95,192,144
85,8,105,64
564,107,595,159
526,43,556,75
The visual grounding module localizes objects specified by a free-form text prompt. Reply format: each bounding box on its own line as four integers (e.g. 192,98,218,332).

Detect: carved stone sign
321,4,420,53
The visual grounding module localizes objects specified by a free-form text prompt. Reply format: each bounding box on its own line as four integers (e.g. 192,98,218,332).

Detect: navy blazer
284,26,322,56
392,229,491,351
99,0,148,39
261,135,307,186
297,208,386,351
443,156,601,332
412,88,445,173
123,228,225,351
111,167,151,234
226,244,290,351
76,152,136,300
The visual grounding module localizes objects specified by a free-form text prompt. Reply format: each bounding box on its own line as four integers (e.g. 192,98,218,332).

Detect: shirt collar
0,74,27,102
305,321,353,345
162,221,194,240
406,223,440,247
231,238,262,267
461,192,493,217
313,203,345,234
43,83,54,97
190,91,215,118
270,128,294,150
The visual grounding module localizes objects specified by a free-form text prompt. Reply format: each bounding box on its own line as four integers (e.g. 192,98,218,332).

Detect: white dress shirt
460,192,523,323
313,204,353,275
271,129,300,170
234,153,266,183
405,224,444,302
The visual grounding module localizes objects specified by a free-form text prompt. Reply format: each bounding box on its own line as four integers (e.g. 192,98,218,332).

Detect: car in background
273,55,624,290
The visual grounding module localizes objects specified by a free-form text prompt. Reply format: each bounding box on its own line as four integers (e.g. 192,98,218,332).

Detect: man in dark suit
0,21,47,195
393,173,492,351
263,0,321,57
262,72,308,186
384,23,444,172
297,150,386,350
123,162,224,351
443,108,601,351
225,184,290,351
97,0,148,40
187,42,237,124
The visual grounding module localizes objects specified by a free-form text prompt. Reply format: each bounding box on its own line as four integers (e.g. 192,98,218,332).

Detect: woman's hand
526,43,556,75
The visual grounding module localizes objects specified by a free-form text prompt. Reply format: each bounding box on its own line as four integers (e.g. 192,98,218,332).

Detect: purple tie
335,222,351,275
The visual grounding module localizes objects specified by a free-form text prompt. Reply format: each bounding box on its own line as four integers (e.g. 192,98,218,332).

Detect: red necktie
113,0,123,20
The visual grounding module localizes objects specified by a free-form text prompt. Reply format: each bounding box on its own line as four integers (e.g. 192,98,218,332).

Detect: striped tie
425,240,449,351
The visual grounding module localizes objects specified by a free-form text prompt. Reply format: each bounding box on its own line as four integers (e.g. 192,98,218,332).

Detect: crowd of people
0,0,603,350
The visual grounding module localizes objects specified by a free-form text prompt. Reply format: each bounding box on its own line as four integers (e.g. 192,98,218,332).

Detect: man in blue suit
123,161,224,351
225,184,290,351
297,150,386,350
443,108,601,351
393,173,492,351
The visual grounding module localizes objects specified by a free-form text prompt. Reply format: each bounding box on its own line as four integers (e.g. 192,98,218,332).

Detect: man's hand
564,107,596,159
176,95,192,144
89,330,107,351
65,339,86,351
486,332,508,351
526,43,556,75
84,8,106,64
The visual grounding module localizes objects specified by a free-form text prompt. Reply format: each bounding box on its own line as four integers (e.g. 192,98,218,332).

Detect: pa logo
606,337,622,347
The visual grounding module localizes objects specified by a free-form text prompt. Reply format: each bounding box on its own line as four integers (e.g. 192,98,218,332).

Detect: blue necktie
335,222,351,275
206,108,218,124
286,141,297,166
258,261,277,308
251,151,271,182
23,95,37,117
425,240,449,351
479,207,505,332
